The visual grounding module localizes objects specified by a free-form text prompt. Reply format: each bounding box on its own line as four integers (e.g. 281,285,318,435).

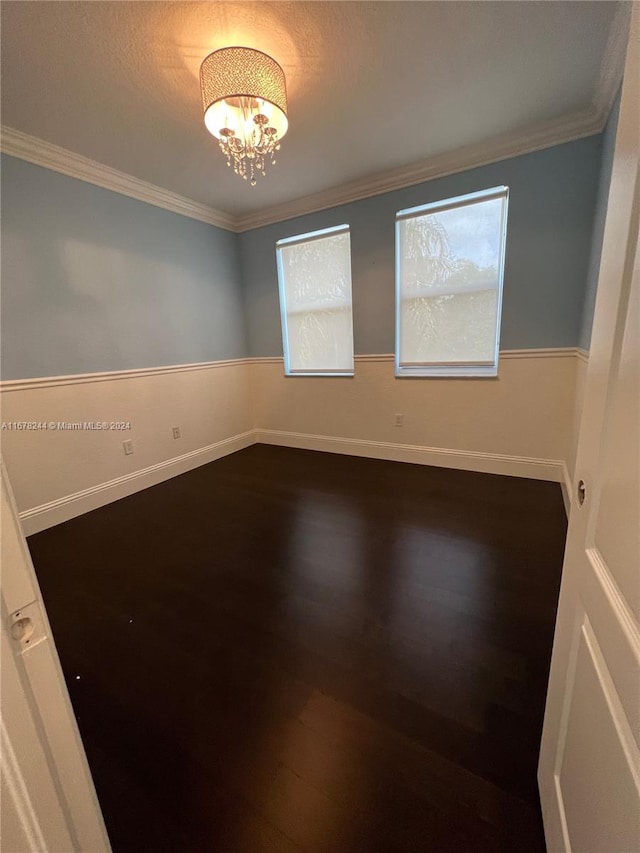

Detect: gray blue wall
580,92,621,350
1,155,246,379
2,131,611,379
239,136,603,356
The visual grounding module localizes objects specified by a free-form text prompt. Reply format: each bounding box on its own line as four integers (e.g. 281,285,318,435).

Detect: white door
538,7,640,853
0,459,111,852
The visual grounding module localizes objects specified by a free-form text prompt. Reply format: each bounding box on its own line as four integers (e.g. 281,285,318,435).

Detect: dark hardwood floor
27,444,566,852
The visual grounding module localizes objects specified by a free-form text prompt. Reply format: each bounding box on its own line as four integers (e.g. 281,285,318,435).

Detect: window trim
276,224,355,377
394,186,509,379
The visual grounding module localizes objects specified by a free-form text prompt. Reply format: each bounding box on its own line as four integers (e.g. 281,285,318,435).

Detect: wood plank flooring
27,445,566,852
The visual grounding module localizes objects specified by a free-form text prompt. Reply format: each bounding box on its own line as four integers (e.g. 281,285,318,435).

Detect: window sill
395,365,499,379
284,371,355,378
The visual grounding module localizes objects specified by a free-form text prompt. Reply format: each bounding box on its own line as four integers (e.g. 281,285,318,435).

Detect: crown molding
235,108,604,231
2,3,627,237
0,126,236,232
0,109,604,236
0,107,617,232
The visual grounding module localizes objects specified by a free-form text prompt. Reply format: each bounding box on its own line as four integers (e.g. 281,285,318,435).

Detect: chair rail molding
0,348,586,393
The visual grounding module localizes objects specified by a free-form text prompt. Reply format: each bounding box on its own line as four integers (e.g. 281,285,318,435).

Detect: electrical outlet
123,440,134,455
394,414,404,427
172,426,181,440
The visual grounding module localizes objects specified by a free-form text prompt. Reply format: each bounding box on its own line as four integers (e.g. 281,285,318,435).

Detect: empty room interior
1,2,638,852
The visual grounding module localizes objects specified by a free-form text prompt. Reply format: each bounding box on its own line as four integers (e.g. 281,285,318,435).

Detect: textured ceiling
1,1,620,217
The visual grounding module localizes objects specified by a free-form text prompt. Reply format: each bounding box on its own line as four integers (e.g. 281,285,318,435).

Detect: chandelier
199,47,288,186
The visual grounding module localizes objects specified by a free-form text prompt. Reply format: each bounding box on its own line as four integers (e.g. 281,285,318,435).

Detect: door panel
559,619,639,853
584,550,640,744
1,623,76,853
539,5,640,851
593,274,639,617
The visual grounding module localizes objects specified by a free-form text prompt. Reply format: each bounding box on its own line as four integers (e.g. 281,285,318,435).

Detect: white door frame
1,458,111,852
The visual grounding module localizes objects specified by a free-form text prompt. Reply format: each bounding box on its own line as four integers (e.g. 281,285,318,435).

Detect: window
395,186,509,377
277,225,354,375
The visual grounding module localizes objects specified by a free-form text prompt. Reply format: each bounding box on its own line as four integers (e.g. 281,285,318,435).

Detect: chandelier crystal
200,47,288,186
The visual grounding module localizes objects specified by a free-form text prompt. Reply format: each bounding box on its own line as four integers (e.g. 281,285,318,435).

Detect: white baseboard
19,427,567,536
255,429,565,483
19,430,257,536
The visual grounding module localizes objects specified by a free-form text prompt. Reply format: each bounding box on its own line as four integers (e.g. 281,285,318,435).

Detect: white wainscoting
1,349,584,534
251,349,580,486
1,360,254,534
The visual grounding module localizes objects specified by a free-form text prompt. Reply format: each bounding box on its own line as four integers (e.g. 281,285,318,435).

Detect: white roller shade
396,187,509,377
277,225,354,375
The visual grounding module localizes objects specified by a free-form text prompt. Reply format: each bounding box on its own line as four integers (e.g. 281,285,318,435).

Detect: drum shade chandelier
200,47,288,186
